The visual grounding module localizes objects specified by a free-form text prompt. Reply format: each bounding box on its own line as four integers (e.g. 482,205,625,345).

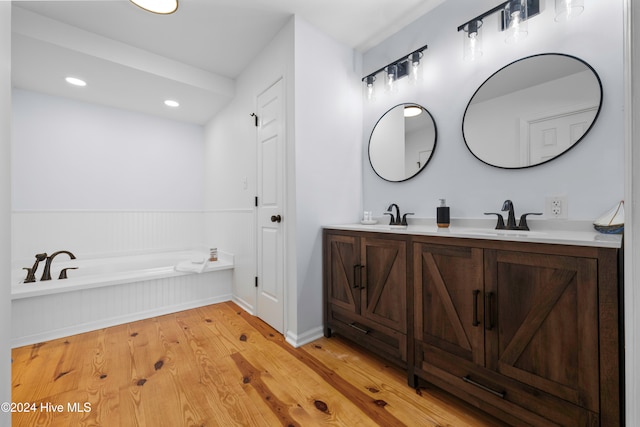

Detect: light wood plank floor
11,302,505,426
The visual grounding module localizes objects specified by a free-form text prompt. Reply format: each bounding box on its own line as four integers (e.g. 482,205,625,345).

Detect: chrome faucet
384,204,414,226
485,200,542,231
22,253,47,283
40,250,76,281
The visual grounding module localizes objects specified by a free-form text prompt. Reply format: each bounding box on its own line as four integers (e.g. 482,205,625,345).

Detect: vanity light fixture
461,19,483,61
458,0,539,56
164,99,180,107
361,43,428,98
555,0,584,21
65,77,87,87
130,0,178,15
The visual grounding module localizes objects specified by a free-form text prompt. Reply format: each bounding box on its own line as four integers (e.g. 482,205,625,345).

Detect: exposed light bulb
463,20,483,61
504,0,528,44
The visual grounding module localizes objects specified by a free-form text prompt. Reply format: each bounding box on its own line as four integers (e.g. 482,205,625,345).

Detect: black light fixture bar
457,0,539,32
361,43,428,82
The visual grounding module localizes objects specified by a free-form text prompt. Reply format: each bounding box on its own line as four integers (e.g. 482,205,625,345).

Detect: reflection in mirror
369,104,437,182
462,53,602,169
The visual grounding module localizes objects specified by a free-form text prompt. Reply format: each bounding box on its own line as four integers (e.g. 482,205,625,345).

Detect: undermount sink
462,228,548,238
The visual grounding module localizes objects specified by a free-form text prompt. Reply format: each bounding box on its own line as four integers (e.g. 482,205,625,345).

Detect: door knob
270,215,282,223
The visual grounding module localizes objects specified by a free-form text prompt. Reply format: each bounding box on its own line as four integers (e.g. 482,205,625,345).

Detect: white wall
0,4,11,425
624,0,640,425
292,17,362,341
11,90,206,260
362,0,624,221
204,18,294,314
204,16,362,344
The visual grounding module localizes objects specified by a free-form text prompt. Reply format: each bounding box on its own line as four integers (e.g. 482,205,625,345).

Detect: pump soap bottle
437,199,450,228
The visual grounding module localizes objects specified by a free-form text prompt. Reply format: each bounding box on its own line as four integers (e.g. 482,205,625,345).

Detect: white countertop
324,219,622,249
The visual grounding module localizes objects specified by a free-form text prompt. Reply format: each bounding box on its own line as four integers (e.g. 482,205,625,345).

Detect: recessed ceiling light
130,0,178,14
164,100,180,107
65,77,87,87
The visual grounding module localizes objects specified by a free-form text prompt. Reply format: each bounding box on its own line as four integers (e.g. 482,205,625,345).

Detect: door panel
486,250,599,412
327,234,359,313
415,243,484,365
256,79,285,333
361,238,406,332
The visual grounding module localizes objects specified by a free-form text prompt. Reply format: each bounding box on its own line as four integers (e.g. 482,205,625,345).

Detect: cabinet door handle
472,290,480,327
485,292,494,331
349,322,370,334
352,264,361,288
359,264,366,289
462,376,506,399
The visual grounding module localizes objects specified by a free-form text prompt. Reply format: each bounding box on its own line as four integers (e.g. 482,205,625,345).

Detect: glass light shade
408,52,423,84
386,64,398,92
463,20,483,61
130,0,178,14
504,0,528,44
364,75,376,102
555,0,584,21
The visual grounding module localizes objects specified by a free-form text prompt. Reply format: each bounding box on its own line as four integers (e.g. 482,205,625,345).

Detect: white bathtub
11,250,234,347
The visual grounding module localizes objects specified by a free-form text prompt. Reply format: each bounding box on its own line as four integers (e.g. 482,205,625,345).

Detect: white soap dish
360,219,378,225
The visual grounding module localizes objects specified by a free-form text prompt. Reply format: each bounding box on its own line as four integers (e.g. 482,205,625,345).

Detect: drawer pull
349,322,370,334
462,376,506,399
485,292,495,330
472,290,480,327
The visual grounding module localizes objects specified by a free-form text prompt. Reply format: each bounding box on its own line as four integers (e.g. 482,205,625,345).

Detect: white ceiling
11,0,446,124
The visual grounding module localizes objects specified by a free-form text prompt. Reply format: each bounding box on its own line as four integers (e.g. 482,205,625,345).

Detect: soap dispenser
437,199,450,228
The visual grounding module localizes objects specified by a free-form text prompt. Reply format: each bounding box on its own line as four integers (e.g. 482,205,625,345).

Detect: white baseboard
232,295,256,315
285,325,324,348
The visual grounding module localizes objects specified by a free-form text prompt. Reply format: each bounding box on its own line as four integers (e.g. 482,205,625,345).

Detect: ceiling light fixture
361,44,428,99
65,77,87,87
164,100,180,107
130,0,178,15
404,106,423,117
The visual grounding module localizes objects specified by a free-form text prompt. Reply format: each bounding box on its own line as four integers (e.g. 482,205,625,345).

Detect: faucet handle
383,212,395,225
484,212,505,229
401,213,414,226
518,213,542,231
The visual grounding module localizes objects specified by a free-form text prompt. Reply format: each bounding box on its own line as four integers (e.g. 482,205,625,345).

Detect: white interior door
256,79,285,333
524,107,597,165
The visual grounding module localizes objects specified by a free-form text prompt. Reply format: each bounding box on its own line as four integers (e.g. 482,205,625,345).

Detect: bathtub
11,250,234,347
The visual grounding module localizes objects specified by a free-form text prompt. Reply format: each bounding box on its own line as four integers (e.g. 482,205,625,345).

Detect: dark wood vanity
323,227,622,426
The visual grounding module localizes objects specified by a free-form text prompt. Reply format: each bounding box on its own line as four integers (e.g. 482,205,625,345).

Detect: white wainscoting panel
12,270,231,347
12,211,205,262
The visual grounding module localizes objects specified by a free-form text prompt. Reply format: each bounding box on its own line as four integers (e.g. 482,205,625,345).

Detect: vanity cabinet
323,230,408,367
412,236,620,426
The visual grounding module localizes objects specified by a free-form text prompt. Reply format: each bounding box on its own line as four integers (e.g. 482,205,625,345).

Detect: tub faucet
22,252,47,283
40,250,76,281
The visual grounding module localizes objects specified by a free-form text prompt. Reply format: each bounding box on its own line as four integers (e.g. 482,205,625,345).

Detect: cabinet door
414,243,484,365
485,250,599,413
360,237,407,333
326,233,360,314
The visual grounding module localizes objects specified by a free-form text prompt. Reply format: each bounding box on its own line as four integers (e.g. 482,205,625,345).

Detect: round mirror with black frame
462,53,602,169
368,103,437,182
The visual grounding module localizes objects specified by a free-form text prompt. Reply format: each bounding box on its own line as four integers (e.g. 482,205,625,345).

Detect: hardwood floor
11,302,505,426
